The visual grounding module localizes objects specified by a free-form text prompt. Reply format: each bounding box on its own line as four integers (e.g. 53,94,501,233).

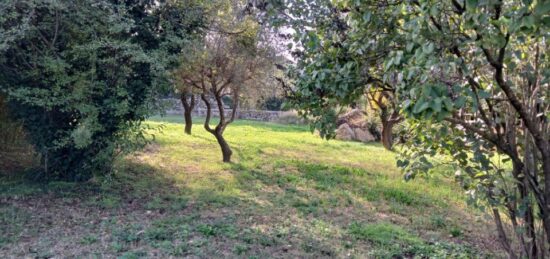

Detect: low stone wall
237,110,282,121
162,98,284,122
192,108,283,122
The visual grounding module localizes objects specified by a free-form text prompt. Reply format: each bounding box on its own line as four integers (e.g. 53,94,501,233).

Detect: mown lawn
0,115,502,258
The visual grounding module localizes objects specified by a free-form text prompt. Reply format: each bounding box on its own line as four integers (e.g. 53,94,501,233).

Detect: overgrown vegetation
0,0,204,181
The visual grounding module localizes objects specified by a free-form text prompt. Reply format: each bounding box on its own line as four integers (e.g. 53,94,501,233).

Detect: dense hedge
0,0,203,181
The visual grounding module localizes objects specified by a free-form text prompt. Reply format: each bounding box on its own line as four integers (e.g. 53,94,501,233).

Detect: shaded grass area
0,115,501,257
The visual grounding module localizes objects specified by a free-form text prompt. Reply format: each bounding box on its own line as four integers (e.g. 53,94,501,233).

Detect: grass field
0,115,502,258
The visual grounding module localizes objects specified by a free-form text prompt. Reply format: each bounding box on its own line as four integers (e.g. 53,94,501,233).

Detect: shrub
0,1,159,181
0,0,203,181
222,95,234,109
259,96,285,111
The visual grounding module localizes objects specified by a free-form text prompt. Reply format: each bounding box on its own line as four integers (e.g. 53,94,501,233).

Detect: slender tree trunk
543,155,550,248
542,154,550,244
493,208,517,258
201,87,234,163
381,120,395,151
184,111,192,134
214,130,232,162
180,93,195,135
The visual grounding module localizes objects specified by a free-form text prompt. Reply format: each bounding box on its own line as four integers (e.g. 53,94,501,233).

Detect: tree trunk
184,111,192,135
180,93,195,135
493,208,517,258
381,120,395,151
380,110,401,151
214,130,232,162
543,155,550,252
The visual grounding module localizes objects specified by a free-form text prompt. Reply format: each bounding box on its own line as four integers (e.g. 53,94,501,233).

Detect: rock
354,128,376,142
337,109,365,127
335,123,355,141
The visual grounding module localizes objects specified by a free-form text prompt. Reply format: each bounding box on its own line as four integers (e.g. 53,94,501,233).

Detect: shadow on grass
0,150,488,257
230,159,443,210
224,159,481,257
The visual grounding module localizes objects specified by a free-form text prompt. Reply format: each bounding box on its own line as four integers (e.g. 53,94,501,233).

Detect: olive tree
172,73,197,135
177,14,266,162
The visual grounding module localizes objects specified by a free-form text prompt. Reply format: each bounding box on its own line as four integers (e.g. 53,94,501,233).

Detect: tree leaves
0,0,203,180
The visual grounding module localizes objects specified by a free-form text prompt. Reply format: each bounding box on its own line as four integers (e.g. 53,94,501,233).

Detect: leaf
477,90,491,99
363,11,371,22
413,101,430,114
443,98,454,111
466,0,478,9
422,42,434,54
522,15,535,28
534,1,550,16
432,98,442,112
406,42,414,52
455,96,466,108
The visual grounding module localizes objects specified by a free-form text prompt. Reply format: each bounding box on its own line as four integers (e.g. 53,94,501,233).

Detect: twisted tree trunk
380,110,402,151
214,129,232,162
180,93,195,135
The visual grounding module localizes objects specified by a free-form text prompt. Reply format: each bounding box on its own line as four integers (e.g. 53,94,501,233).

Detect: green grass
0,115,501,257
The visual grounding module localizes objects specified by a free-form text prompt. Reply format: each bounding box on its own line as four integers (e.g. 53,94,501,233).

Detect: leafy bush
0,0,203,181
222,95,234,109
258,96,285,111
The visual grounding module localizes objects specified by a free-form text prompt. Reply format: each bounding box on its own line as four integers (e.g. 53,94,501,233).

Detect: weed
112,224,142,246
348,222,476,257
233,244,249,255
80,234,99,245
98,195,121,209
0,206,30,247
430,214,447,229
196,223,237,238
450,227,463,237
118,250,147,259
170,243,189,256
144,217,190,242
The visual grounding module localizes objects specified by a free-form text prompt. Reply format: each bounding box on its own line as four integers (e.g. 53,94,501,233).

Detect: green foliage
258,96,285,111
0,0,204,181
262,0,549,255
348,222,422,246
222,95,235,109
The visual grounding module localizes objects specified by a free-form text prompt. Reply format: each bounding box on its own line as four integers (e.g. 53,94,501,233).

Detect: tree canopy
258,0,550,256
